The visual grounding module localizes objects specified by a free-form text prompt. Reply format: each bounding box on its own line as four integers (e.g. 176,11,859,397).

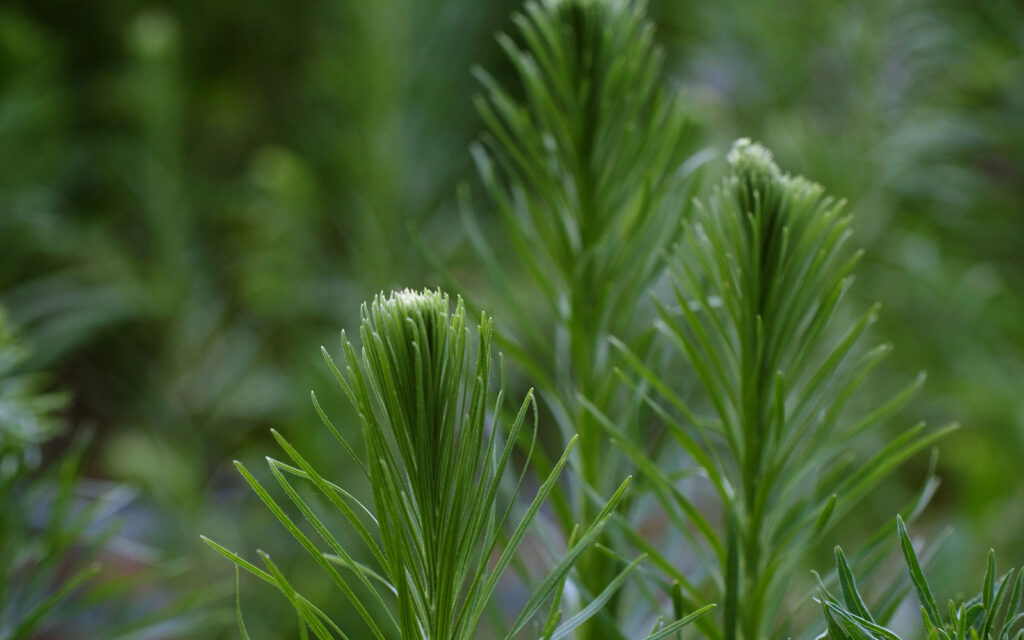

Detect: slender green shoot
421,2,708,633
607,139,955,640
204,290,682,639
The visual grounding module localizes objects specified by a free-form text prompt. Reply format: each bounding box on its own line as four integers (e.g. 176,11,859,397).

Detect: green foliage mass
0,309,81,640
0,0,1021,637
0,309,207,638
447,1,704,633
607,139,953,640
821,517,1023,640
203,290,711,638
0,309,66,464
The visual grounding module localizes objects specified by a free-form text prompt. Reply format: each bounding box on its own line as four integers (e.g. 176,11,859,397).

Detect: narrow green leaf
232,461,386,640
503,474,632,638
835,546,874,622
984,550,997,611
236,567,253,640
811,495,838,538
549,555,645,639
898,515,941,628
644,604,718,640
8,562,99,640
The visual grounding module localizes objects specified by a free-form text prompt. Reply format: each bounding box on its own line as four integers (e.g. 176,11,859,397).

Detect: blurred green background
1,0,1021,636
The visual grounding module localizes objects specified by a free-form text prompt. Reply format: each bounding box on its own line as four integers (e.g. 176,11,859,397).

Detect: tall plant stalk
443,1,705,633
604,140,956,640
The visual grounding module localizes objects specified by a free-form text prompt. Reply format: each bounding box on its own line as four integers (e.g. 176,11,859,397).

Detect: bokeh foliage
1,0,1021,636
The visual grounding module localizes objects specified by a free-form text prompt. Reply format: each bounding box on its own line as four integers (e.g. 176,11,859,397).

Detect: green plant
5,0,1023,638
1,308,206,639
0,307,82,640
0,309,67,461
0,307,180,634
0,446,103,640
203,290,711,638
656,0,1024,548
820,516,1024,640
431,0,706,633
603,139,956,640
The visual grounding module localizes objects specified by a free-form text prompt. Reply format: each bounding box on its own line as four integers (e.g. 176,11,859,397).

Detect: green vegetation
0,308,80,640
0,0,1021,637
821,517,1023,640
201,290,706,638
447,1,703,634
0,310,206,638
603,139,955,639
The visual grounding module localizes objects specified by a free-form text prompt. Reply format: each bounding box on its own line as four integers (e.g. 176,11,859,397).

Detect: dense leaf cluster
821,517,1023,640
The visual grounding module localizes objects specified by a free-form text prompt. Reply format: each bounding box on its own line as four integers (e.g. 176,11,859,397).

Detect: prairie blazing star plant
203,290,712,639
202,3,990,640
437,1,706,633
599,139,957,640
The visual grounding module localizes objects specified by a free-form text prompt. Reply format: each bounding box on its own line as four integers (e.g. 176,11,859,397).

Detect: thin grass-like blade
898,515,941,628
